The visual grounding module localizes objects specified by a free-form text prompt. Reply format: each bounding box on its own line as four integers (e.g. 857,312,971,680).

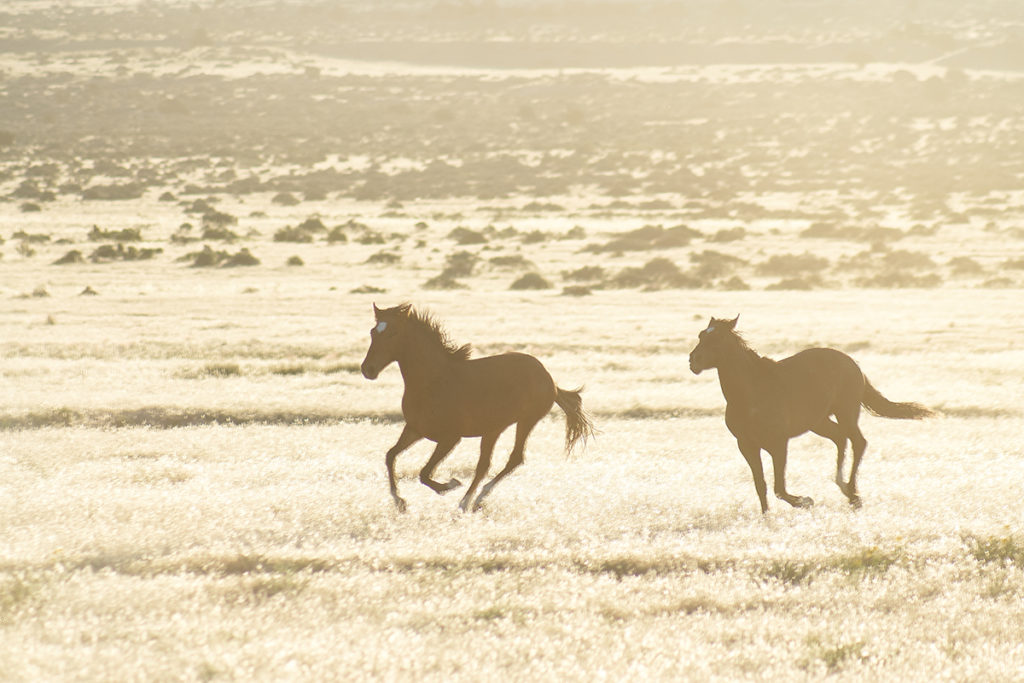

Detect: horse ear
372,302,380,317
726,315,739,329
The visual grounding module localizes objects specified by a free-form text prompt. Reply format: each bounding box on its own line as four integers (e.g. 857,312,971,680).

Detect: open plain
3,1,1024,680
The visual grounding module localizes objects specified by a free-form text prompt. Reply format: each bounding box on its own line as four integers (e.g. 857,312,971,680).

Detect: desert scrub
563,265,606,282
610,258,699,290
584,224,697,253
366,251,400,265
690,250,747,279
87,225,142,241
756,252,830,276
448,227,487,245
510,272,552,290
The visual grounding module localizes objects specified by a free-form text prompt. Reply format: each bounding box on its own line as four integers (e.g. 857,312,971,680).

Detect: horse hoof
849,495,862,509
798,496,814,508
443,478,462,492
394,498,407,513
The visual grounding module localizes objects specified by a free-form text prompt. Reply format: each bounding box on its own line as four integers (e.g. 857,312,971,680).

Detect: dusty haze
2,1,1024,680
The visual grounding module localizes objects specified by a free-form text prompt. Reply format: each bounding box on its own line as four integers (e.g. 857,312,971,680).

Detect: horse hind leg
834,406,867,509
419,437,462,495
472,416,540,512
844,424,867,509
459,431,499,512
811,418,850,500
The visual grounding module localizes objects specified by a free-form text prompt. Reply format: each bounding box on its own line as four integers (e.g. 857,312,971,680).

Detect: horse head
361,303,410,379
688,315,739,374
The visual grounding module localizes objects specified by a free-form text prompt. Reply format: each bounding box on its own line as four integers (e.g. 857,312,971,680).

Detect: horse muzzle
361,362,379,380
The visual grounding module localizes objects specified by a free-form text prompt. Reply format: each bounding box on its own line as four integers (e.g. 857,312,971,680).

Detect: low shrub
766,276,821,290
489,254,535,270
88,225,142,241
690,250,747,280
326,226,348,243
221,248,260,267
856,271,941,288
709,227,747,243
756,252,830,276
274,225,314,243
611,258,700,290
444,251,478,278
272,192,300,206
563,265,606,282
510,273,553,290
53,250,85,265
366,251,401,265
90,244,162,262
423,273,468,290
448,227,487,245
82,183,143,200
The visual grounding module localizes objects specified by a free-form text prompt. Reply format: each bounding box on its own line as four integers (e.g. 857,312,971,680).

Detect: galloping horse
361,303,595,512
688,316,932,513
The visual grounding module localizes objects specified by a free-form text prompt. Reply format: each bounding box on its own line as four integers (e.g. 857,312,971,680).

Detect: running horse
688,316,932,513
361,303,595,512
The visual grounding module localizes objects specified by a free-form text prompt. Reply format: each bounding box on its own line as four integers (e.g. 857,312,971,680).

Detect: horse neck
394,331,452,388
715,341,767,407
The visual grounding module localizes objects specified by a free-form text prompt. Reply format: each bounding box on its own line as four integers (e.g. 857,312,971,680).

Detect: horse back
750,347,864,436
464,351,556,403
405,351,556,439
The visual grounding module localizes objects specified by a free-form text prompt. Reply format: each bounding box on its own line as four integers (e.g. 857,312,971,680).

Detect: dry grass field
3,1,1024,680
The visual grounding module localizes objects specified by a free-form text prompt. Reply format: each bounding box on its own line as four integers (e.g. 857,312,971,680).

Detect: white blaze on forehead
375,321,388,333
705,324,715,333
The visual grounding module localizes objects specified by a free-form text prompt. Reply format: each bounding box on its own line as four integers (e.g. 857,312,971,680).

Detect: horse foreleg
767,440,814,509
459,432,498,512
737,438,769,514
811,418,849,499
419,437,462,494
385,425,422,512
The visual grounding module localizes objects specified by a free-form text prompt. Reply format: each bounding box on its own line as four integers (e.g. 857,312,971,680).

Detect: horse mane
397,303,472,361
723,327,777,371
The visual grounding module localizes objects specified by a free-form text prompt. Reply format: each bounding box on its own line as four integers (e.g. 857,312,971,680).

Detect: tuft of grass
575,555,697,580
757,559,817,585
826,546,901,576
980,571,1020,599
243,574,309,601
194,363,242,378
802,636,868,673
269,362,360,376
965,534,1024,566
473,606,506,621
0,573,39,621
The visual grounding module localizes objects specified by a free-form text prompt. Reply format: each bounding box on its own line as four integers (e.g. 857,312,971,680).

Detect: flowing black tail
554,386,596,455
862,378,933,419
